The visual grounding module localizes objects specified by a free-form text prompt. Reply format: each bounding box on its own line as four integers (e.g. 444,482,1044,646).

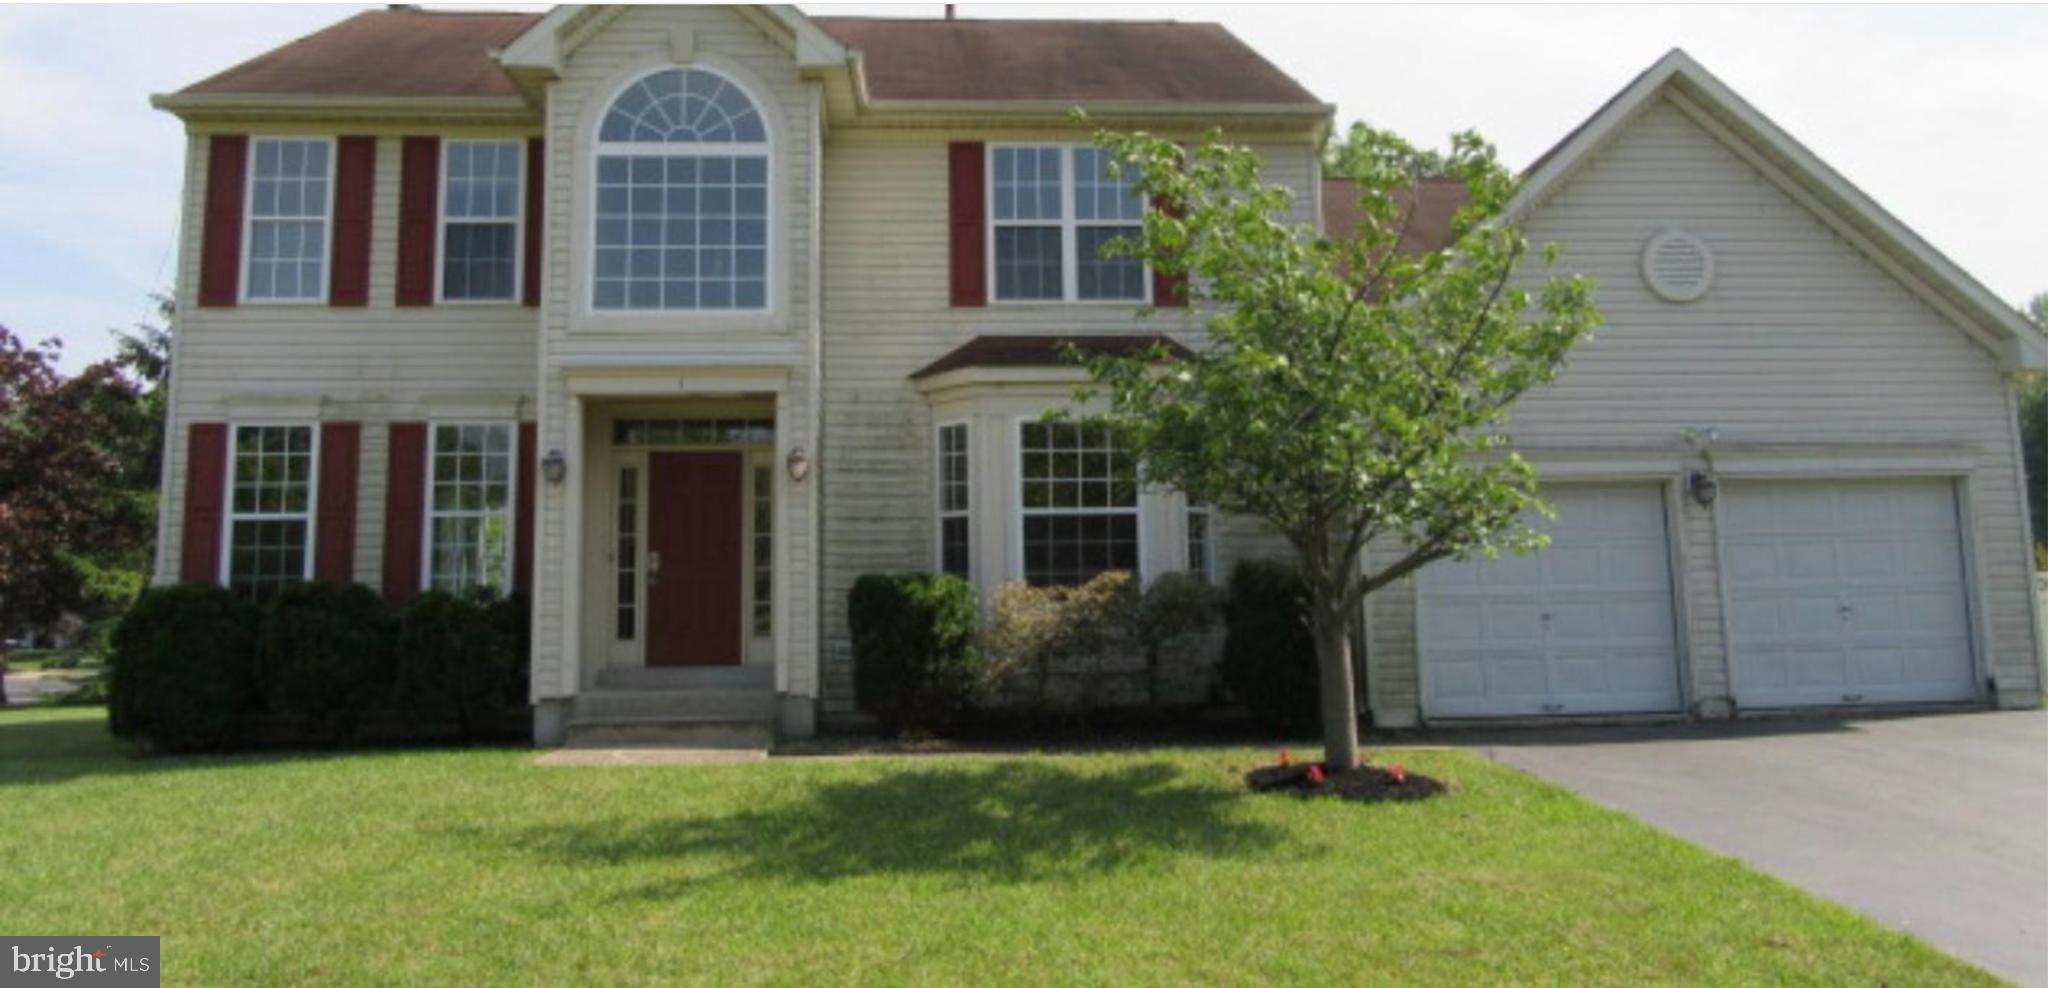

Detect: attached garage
1721,478,1978,709
1418,483,1684,718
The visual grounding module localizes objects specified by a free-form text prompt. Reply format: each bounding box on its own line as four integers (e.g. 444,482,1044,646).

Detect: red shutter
947,142,986,307
180,423,229,583
314,422,361,582
523,138,544,308
329,137,376,306
382,422,428,601
1150,194,1188,308
515,421,536,594
198,136,247,308
396,137,440,307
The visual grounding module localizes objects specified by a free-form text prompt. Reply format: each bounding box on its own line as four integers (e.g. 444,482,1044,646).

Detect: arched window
592,67,770,311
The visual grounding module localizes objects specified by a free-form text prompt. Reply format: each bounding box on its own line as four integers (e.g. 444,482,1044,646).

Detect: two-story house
151,5,2045,745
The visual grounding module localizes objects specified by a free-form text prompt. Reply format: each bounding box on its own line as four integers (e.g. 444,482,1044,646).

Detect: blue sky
2,3,2042,371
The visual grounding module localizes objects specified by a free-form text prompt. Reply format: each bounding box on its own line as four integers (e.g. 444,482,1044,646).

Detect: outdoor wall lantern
786,446,811,483
541,449,568,485
1688,470,1720,508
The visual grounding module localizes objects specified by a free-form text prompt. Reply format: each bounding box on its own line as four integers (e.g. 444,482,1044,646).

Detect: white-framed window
244,138,333,302
1186,503,1215,583
936,422,970,579
1018,421,1139,586
225,423,318,598
592,66,770,311
989,145,1147,303
425,423,516,595
440,139,523,302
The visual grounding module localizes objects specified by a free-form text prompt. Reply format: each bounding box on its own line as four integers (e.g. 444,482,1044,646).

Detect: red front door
645,452,745,666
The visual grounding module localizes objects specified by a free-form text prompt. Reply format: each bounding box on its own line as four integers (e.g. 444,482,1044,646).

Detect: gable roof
161,6,1323,113
811,17,1320,106
1319,177,1468,253
1514,48,2046,371
176,9,540,100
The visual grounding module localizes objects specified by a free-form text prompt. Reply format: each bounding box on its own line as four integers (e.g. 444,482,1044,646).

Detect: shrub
107,584,262,752
1220,560,1319,735
393,591,527,740
982,571,1140,715
849,573,981,735
1134,572,1222,709
260,581,394,745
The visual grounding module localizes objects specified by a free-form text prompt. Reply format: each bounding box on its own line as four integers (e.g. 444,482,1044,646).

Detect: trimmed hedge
1219,560,1320,736
849,573,981,735
108,584,262,752
260,582,396,744
109,582,529,753
394,591,528,740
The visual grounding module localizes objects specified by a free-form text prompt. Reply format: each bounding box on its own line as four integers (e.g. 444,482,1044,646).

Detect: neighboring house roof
1512,48,2047,371
165,7,1321,110
1320,177,1468,253
811,17,1320,106
176,9,540,99
911,335,1192,379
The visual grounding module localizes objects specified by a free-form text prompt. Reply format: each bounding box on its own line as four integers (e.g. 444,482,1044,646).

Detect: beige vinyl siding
155,130,540,588
816,130,1319,713
1365,96,2039,722
528,6,822,701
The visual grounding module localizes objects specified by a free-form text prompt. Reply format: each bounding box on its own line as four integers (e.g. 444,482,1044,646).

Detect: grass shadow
470,759,1298,897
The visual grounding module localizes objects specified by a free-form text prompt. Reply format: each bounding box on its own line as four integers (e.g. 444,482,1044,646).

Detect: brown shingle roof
179,9,541,99
1320,177,1468,253
912,335,1192,379
172,9,1325,109
812,17,1322,105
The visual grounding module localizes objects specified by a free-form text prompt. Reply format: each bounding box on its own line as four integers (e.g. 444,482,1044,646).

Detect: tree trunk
1312,601,1360,771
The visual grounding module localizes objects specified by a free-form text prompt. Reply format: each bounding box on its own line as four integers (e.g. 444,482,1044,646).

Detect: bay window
245,138,332,302
227,424,316,598
1018,421,1139,586
441,140,522,301
990,145,1146,303
936,423,970,578
426,423,515,595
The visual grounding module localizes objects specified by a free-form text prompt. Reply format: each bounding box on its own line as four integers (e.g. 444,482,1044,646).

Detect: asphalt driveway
1472,710,2048,986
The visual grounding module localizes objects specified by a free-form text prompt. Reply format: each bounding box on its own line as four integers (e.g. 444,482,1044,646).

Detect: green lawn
0,707,1994,986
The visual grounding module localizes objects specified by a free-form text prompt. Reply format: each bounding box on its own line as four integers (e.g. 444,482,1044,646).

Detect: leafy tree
0,315,159,635
1075,122,1601,770
2020,293,2048,562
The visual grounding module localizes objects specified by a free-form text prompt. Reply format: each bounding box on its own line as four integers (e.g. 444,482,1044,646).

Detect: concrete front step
572,688,775,723
563,717,773,750
595,664,773,691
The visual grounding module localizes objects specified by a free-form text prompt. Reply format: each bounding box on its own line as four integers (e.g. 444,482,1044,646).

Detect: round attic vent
1641,229,1714,303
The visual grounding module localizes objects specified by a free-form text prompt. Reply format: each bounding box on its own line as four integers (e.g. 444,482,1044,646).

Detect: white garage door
1418,484,1683,718
1723,478,1976,708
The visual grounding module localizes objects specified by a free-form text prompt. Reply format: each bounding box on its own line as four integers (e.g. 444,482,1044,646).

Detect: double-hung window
593,67,770,311
1185,503,1215,583
936,423,970,578
226,424,317,598
426,423,516,595
1018,421,1139,586
441,140,523,301
990,145,1147,303
245,138,332,302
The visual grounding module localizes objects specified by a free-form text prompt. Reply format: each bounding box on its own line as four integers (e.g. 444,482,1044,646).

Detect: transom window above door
592,67,770,312
990,145,1147,303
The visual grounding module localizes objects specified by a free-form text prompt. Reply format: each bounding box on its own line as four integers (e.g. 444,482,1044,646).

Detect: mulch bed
1245,762,1447,803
